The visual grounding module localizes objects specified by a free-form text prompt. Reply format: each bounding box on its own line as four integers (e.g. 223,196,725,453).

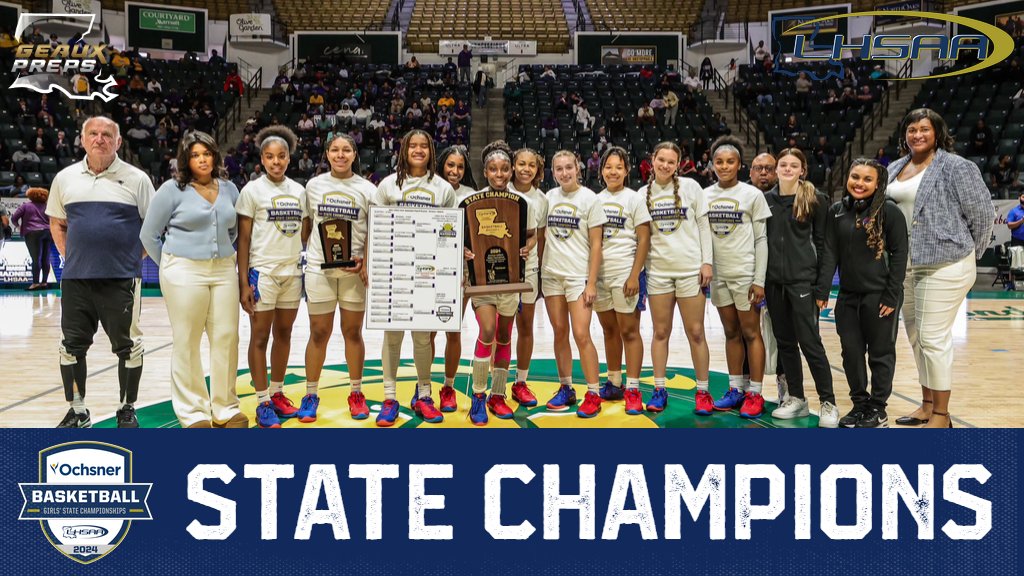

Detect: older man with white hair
47,115,155,428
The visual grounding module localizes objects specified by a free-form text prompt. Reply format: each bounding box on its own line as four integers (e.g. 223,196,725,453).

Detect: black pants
24,229,52,284
59,278,143,403
834,290,899,410
765,281,835,404
1011,238,1024,248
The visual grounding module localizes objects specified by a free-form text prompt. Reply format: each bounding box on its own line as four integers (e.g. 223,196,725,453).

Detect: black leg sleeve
58,279,98,400
97,279,144,403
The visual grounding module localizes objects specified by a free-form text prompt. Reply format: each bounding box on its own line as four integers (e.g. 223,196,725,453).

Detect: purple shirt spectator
12,198,50,234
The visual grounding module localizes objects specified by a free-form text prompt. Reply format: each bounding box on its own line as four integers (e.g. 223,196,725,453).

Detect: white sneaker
771,396,809,419
818,401,840,428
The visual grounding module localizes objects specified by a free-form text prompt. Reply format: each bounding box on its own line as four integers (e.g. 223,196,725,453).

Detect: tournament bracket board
365,206,464,331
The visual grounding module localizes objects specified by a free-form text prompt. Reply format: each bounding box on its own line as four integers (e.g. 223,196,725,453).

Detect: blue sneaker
599,381,624,400
545,385,577,411
296,394,319,423
645,387,668,412
376,398,400,427
256,401,281,428
714,387,746,411
469,393,488,426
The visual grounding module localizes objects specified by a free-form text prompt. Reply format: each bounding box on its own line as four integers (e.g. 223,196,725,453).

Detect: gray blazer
886,148,994,267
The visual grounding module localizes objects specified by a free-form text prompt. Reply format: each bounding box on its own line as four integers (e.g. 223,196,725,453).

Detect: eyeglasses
750,165,775,172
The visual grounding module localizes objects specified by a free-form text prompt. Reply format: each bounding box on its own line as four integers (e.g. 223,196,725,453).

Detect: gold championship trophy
461,190,530,295
319,218,356,269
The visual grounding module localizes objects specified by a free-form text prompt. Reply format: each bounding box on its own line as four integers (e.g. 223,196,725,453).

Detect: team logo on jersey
18,442,153,564
318,191,361,221
547,203,580,240
602,203,626,239
707,198,744,237
399,187,436,207
268,195,302,237
649,197,689,234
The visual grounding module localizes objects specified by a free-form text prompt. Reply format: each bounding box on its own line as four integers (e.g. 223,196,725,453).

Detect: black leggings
24,229,52,284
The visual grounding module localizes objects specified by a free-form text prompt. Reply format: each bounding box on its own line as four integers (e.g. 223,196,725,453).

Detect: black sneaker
116,405,139,428
839,408,865,429
855,408,888,428
57,408,91,428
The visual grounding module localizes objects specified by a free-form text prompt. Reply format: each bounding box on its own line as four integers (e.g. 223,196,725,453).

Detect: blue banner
2,429,1020,575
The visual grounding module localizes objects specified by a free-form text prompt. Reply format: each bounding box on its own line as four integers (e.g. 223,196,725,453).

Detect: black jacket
764,186,830,298
818,198,909,308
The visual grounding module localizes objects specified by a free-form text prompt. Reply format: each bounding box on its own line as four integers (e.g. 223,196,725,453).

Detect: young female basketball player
464,141,538,425
542,150,607,417
764,148,838,427
236,126,307,428
704,136,772,419
434,145,477,413
302,133,375,422
372,130,456,426
639,141,714,415
509,148,546,407
594,147,651,412
818,158,908,428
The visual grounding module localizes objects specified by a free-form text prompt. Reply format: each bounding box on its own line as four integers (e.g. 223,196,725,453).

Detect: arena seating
731,59,887,188
94,0,250,22
231,61,473,187
406,0,570,54
504,64,729,190
588,0,700,33
274,0,390,33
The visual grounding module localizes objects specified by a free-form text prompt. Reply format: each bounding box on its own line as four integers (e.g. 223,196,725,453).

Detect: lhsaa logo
10,12,117,101
18,442,153,564
783,11,1015,81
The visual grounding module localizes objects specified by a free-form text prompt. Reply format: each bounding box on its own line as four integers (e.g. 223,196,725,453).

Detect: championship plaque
319,219,356,269
461,190,530,295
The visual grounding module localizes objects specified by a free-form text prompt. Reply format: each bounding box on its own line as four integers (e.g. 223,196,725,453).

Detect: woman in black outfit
817,158,909,428
763,148,837,427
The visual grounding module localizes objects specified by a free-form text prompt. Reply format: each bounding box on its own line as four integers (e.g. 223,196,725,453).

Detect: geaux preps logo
781,11,1014,81
10,13,117,101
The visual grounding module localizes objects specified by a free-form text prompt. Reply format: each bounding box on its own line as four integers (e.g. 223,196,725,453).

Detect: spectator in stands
608,110,626,139
208,49,225,67
794,72,812,111
223,70,244,96
660,88,680,127
969,119,993,156
0,204,8,250
13,144,39,172
138,109,157,130
695,151,713,185
453,125,467,146
11,187,52,290
542,115,559,139
874,147,891,167
711,112,730,137
640,66,655,82
473,71,488,107
822,88,839,111
637,103,656,126
70,72,89,96
438,92,455,109
453,100,470,124
336,104,354,130
149,97,167,116
3,174,28,197
297,113,315,135
586,151,601,182
756,84,773,106
443,57,457,82
224,148,242,180
650,91,666,112
128,74,145,94
540,66,556,80
341,91,359,110
813,136,835,168
991,154,1022,198
700,57,714,91
888,108,994,429
53,130,71,159
555,92,571,113
1008,192,1024,247
723,58,738,87
784,115,802,139
459,44,473,83
250,163,263,181
28,26,45,44
856,85,875,109
147,77,162,93
354,104,373,128
594,126,611,156
684,70,701,93
678,153,697,177
754,40,768,64
405,56,420,70
639,156,653,182
32,127,52,156
308,90,324,108
298,151,314,175
126,124,151,146
570,92,584,113
840,86,857,107
576,103,594,134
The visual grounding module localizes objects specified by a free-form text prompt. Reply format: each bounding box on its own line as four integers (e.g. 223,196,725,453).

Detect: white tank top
887,168,925,238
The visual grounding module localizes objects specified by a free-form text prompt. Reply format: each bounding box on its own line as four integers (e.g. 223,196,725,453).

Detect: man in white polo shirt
47,116,155,428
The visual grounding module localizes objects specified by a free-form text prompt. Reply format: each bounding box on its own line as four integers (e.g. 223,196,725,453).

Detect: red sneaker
510,381,538,406
739,392,765,419
694,390,714,415
624,388,643,415
413,397,444,423
439,385,457,412
271,392,299,418
348,391,369,420
487,395,515,419
576,391,603,418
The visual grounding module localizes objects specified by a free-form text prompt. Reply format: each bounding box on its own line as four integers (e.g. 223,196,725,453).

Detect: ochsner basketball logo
10,13,118,101
18,442,153,564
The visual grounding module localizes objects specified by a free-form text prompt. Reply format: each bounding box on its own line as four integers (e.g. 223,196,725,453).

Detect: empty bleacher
274,0,390,33
407,0,570,54
588,0,700,33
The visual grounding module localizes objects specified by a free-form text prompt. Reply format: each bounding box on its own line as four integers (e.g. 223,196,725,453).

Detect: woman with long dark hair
141,131,247,428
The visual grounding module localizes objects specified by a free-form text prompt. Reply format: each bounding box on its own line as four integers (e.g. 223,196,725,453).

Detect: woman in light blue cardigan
140,131,247,429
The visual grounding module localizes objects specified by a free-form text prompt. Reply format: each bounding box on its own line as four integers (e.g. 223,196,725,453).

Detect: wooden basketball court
1,286,1020,428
